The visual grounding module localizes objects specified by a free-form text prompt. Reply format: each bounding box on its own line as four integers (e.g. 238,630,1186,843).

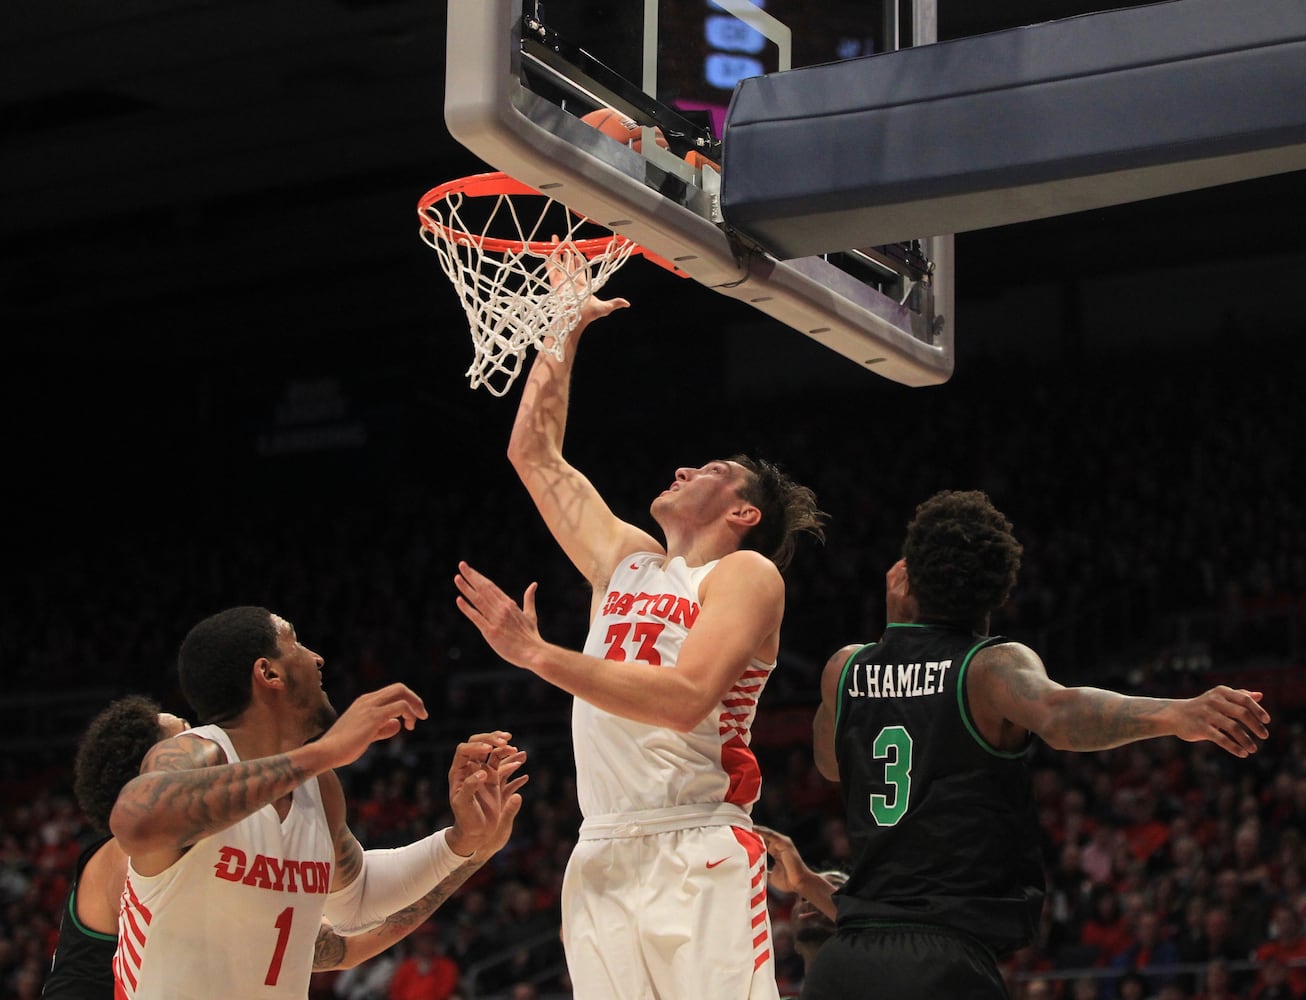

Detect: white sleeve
322,828,471,935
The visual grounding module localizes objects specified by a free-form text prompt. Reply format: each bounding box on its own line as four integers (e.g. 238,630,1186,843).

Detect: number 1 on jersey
265,906,294,986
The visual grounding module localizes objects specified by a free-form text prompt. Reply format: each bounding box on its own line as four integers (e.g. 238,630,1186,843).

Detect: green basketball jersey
833,623,1045,958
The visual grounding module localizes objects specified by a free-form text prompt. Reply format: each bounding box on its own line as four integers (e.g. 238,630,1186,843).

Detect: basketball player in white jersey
454,253,826,1000
109,606,527,1000
46,694,524,998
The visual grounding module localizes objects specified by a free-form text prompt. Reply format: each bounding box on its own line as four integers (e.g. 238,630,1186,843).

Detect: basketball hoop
418,172,664,396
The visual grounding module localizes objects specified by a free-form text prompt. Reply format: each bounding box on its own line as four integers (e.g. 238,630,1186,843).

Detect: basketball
580,107,669,154
683,149,721,174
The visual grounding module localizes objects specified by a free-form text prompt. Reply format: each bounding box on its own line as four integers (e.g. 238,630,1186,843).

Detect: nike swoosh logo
706,858,729,869
629,562,640,570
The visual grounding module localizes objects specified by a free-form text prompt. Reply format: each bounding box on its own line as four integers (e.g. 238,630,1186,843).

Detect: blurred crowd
2,334,1304,998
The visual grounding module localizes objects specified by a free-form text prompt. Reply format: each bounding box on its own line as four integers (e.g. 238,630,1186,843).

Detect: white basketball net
418,179,637,396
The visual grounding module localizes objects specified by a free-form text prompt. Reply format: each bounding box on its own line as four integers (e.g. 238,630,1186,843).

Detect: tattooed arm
315,739,528,969
108,734,334,877
967,641,1270,756
314,845,494,970
321,737,529,935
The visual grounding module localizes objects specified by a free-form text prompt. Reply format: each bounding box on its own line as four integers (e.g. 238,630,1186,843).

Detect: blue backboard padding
721,0,1306,258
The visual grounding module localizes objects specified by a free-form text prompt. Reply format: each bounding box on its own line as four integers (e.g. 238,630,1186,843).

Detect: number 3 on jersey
870,725,913,826
603,622,665,664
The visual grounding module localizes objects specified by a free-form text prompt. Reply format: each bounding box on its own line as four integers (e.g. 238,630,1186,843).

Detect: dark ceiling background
2,0,1303,540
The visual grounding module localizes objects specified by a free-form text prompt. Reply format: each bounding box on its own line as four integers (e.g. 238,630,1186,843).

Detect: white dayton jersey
575,552,775,818
114,725,334,1000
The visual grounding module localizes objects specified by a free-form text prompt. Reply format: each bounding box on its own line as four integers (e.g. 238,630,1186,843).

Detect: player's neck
221,705,314,761
661,524,738,567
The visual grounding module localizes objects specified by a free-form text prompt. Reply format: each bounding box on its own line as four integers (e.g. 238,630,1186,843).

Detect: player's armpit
966,642,1060,750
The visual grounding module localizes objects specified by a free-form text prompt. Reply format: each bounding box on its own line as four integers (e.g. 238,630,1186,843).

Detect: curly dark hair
728,455,827,573
179,606,279,725
73,695,165,833
902,489,1022,626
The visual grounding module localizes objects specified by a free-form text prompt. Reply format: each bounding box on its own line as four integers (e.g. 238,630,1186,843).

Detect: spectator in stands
1122,790,1172,868
1048,840,1095,955
1116,970,1150,1000
1213,867,1272,961
1110,910,1181,996
1249,955,1301,1000
386,922,459,1000
1083,822,1124,886
334,944,400,1000
1253,904,1306,997
1083,887,1133,965
1193,905,1245,967
1193,957,1240,1000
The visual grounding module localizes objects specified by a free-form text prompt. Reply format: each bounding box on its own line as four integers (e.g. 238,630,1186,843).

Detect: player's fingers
451,741,498,768
456,769,488,795
466,730,512,744
501,792,524,821
455,734,508,754
457,562,505,602
455,595,486,628
1240,689,1271,723
504,774,529,796
523,582,538,622
370,683,428,721
496,755,527,782
453,571,477,600
456,560,481,581
1219,689,1270,738
1208,721,1254,758
371,690,428,727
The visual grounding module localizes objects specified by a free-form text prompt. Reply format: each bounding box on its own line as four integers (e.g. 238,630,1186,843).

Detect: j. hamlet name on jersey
845,659,953,699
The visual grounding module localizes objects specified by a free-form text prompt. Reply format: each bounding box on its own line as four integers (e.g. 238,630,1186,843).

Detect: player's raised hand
449,731,516,783
446,732,529,857
545,239,629,332
454,561,543,668
316,683,428,769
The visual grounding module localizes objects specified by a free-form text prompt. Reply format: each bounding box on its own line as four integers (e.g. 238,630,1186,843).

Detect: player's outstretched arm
315,736,528,970
455,553,781,730
970,643,1270,755
506,248,654,589
111,683,428,871
322,732,528,937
